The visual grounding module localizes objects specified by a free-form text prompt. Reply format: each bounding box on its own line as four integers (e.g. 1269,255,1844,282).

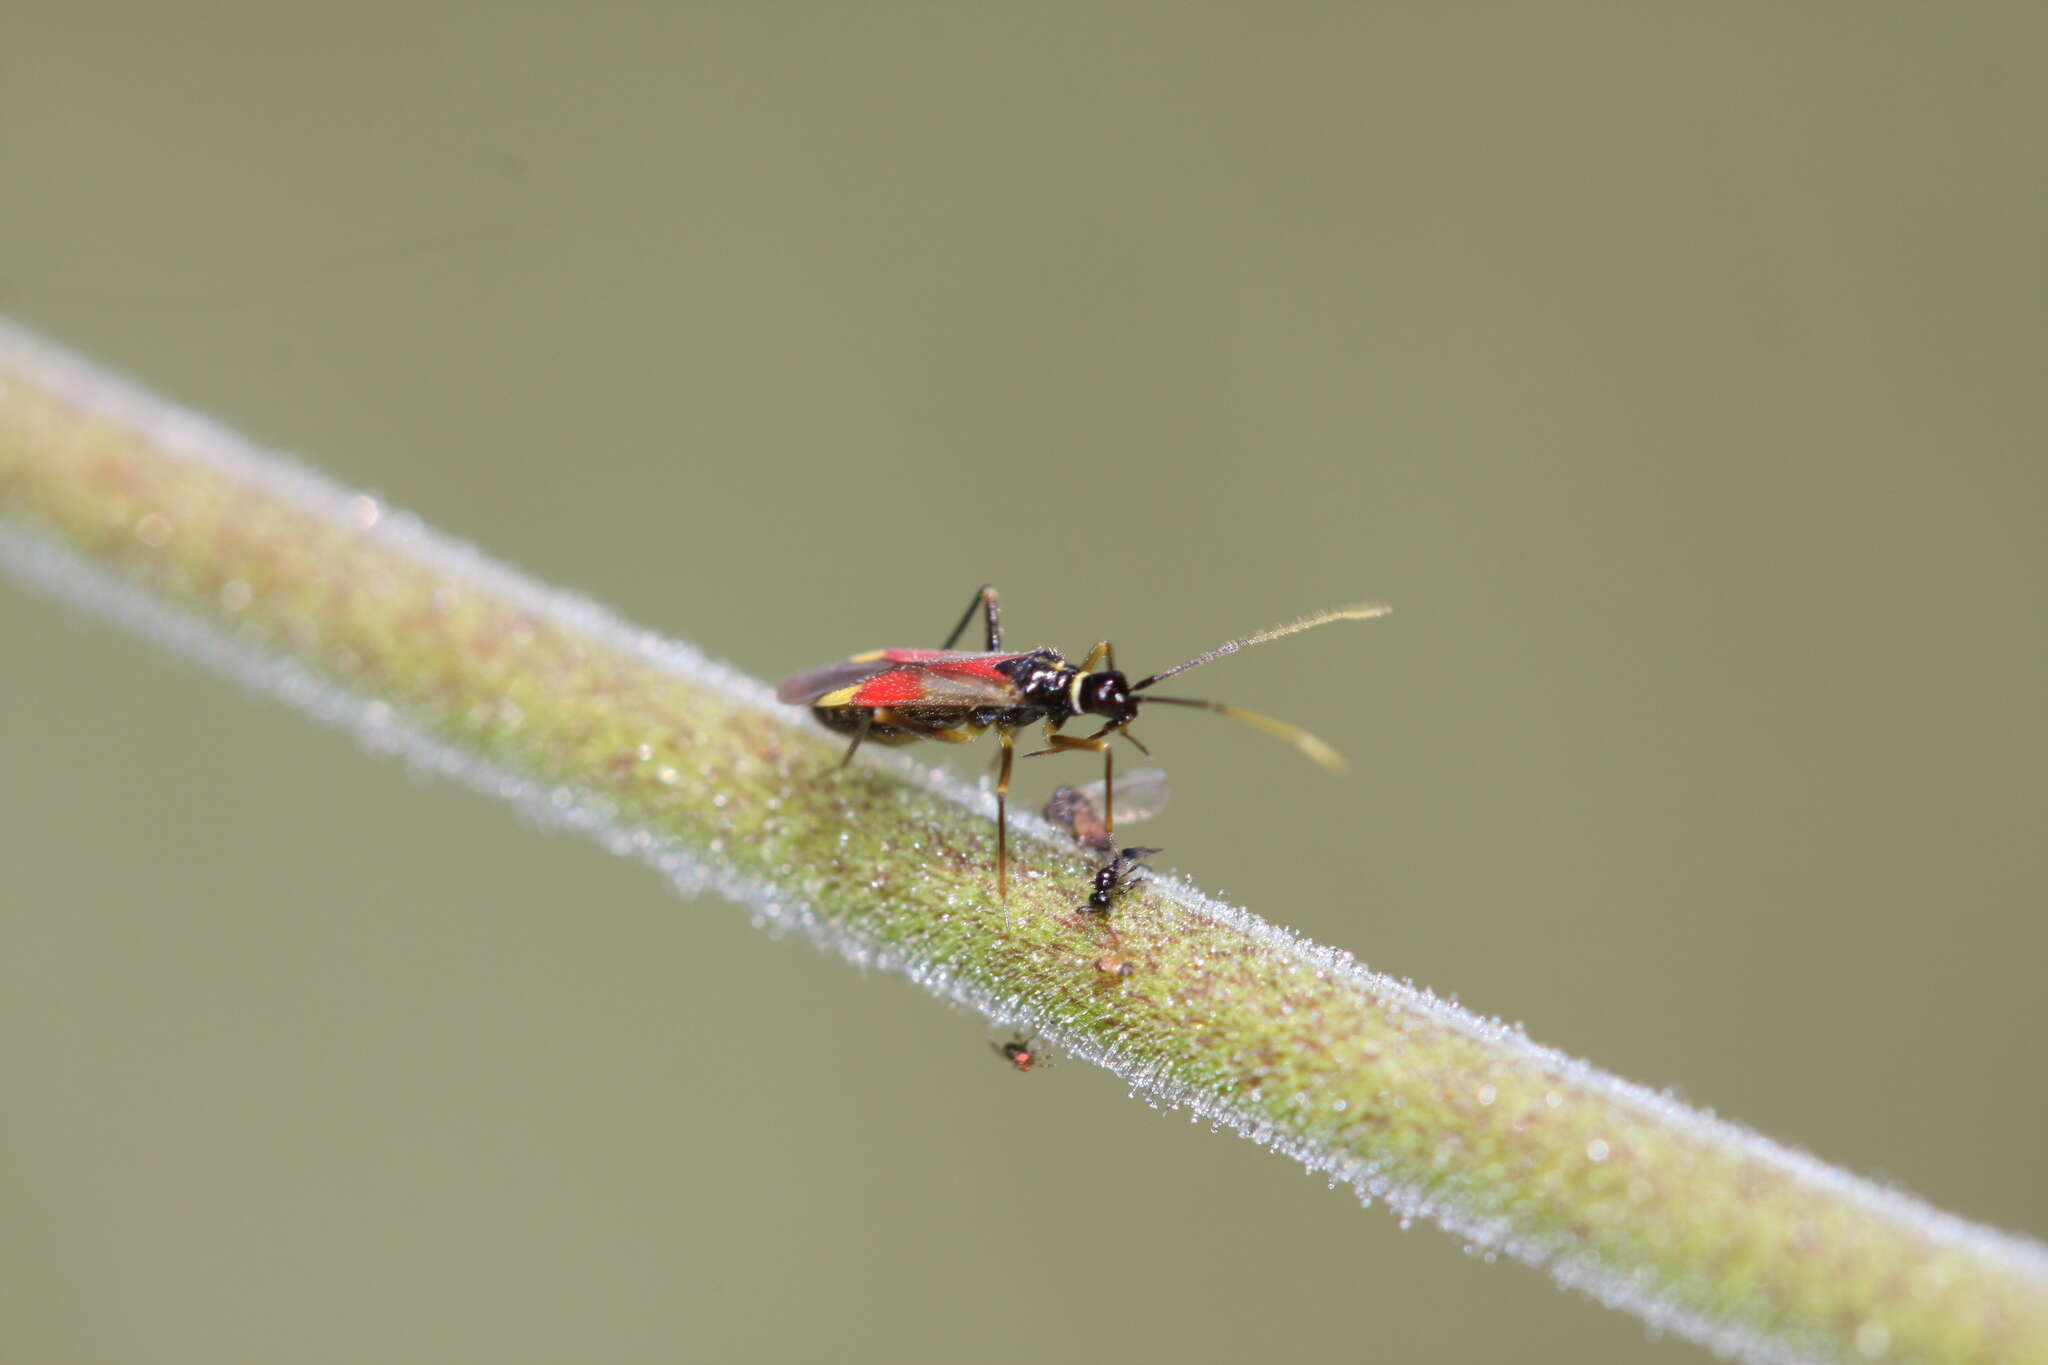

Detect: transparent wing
1043,765,1170,845
1072,765,1170,826
776,657,896,705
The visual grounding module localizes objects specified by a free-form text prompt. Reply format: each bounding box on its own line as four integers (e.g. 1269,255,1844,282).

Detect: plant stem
2,318,2042,1365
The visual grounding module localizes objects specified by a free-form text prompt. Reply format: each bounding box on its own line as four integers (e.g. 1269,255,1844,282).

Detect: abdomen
810,705,981,745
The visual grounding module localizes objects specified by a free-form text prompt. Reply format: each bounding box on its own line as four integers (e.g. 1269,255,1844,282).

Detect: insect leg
1022,725,1118,829
1102,740,1115,836
940,585,1002,651
1076,640,1111,672
995,724,1015,899
838,711,874,768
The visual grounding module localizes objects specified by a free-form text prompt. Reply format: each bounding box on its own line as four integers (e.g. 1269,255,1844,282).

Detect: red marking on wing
924,658,1018,685
878,649,1030,674
851,669,933,706
778,653,1024,708
850,657,1022,707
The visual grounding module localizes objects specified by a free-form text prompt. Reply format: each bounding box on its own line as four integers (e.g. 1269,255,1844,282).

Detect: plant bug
1043,766,1170,854
776,586,1389,897
993,1034,1039,1072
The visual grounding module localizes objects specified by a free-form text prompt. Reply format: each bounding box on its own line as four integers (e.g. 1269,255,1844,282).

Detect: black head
1076,671,1138,726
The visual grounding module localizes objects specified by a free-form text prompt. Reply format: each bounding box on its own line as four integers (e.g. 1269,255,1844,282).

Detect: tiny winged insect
1083,846,1162,915
1071,847,1159,969
1043,766,1170,854
1051,773,1165,968
993,1035,1039,1072
776,586,1389,898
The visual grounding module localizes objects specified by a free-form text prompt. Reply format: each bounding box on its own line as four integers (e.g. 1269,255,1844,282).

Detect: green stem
2,319,2042,1365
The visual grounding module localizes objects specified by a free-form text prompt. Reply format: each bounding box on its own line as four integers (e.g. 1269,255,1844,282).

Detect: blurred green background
3,5,2043,1362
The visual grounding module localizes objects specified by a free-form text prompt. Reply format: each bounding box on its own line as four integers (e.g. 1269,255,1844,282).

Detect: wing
1072,765,1171,826
776,652,1027,708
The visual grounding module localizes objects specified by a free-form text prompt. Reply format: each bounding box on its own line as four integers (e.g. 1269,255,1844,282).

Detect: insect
1043,766,1170,854
993,1035,1039,1072
1083,846,1162,915
776,586,1390,897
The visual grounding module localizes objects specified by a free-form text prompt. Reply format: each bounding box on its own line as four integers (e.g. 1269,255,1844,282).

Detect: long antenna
1140,696,1350,771
1132,603,1391,691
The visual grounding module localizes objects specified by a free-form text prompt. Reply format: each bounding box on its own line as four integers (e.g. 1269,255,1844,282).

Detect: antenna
1131,603,1390,690
1139,696,1349,771
1127,602,1389,770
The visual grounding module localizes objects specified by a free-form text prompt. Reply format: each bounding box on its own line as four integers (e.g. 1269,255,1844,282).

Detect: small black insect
1082,846,1162,915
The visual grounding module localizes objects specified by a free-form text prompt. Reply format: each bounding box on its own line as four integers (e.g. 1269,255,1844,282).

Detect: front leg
1025,725,1118,835
1024,726,1113,759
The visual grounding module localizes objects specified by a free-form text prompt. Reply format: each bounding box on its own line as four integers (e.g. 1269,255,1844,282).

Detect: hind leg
940,585,1002,651
994,725,1015,899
